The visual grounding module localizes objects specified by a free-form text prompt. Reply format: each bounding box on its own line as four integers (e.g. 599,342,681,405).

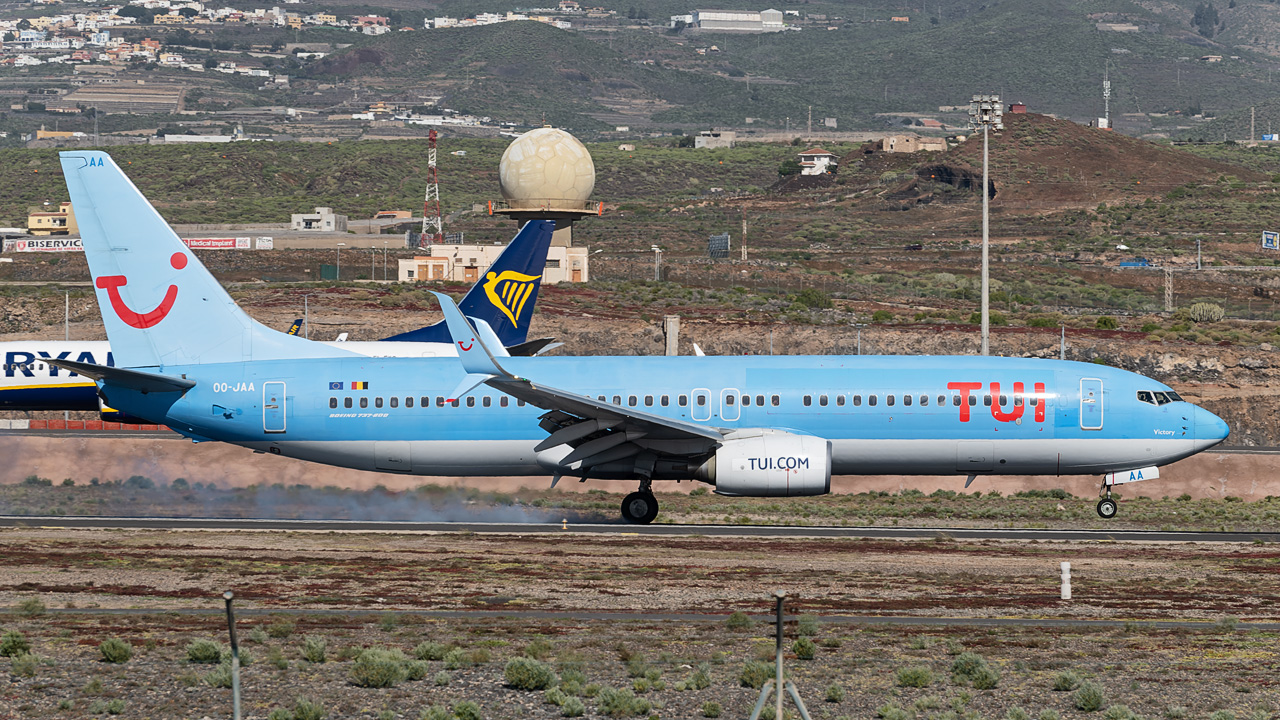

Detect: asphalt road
2,515,1277,543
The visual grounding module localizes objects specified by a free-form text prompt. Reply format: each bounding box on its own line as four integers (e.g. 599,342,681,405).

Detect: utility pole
741,212,747,261
807,105,812,136
1251,106,1256,142
969,95,1003,356
1164,268,1173,312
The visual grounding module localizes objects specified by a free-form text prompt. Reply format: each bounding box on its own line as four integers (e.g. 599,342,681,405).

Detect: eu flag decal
329,382,343,390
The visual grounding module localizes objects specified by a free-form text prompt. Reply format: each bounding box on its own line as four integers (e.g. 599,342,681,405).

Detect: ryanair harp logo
483,270,542,327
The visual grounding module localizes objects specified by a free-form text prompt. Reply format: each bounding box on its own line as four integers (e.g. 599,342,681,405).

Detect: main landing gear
621,480,659,525
1097,477,1118,519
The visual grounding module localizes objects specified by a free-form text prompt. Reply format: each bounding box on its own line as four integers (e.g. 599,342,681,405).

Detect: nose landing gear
1097,476,1118,519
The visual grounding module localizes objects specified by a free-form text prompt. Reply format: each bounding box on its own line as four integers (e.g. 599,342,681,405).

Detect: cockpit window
1153,392,1171,405
1137,391,1155,405
1165,391,1182,402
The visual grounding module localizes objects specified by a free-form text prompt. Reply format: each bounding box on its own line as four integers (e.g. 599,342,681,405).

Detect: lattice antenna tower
421,129,444,246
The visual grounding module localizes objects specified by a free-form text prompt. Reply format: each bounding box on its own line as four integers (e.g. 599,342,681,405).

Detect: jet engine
695,429,831,497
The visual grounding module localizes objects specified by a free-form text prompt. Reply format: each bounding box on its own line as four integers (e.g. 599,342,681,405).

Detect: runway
3,515,1277,543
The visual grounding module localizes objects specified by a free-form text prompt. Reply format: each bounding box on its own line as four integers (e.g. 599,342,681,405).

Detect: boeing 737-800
0,219,558,416
48,151,1230,523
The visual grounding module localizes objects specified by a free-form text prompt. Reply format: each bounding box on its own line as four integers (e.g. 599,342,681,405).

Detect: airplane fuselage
105,354,1227,481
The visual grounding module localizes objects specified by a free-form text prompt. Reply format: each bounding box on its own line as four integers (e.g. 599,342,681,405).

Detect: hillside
294,0,1280,133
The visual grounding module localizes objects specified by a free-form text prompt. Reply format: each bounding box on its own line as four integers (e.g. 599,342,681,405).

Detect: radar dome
499,128,595,210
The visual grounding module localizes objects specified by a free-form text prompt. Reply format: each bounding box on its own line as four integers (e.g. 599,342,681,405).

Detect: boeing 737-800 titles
48,151,1230,523
0,219,558,416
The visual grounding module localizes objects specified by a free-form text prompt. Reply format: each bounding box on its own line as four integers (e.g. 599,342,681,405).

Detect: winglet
431,291,514,379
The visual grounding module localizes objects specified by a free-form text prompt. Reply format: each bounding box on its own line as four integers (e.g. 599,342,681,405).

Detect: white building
796,147,837,175
399,244,589,284
291,206,348,232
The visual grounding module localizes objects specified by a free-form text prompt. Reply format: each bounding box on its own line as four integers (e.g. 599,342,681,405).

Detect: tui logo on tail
95,252,188,329
483,270,541,328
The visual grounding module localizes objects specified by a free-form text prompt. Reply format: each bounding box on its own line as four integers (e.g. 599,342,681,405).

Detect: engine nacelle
696,429,831,497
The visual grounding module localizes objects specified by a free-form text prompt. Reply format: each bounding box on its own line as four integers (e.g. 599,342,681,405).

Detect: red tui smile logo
95,252,187,329
457,338,474,352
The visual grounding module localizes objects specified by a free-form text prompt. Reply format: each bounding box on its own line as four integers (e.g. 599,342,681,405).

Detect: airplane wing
432,292,722,475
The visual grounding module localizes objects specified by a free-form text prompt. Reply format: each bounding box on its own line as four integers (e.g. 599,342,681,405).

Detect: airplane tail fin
60,151,353,368
383,219,555,345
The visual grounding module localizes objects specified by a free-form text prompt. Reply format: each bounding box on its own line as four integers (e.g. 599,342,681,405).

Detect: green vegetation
301,636,326,664
897,664,935,688
185,639,224,664
739,660,773,688
1074,681,1107,711
98,639,132,664
792,637,816,660
349,648,412,688
0,630,30,657
725,611,752,631
504,657,557,690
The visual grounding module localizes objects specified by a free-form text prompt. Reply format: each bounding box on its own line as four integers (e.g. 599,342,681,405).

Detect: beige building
27,202,77,236
399,244,588,284
695,129,736,148
881,135,947,153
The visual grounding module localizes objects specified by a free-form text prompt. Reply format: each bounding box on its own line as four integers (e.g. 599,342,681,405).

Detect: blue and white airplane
50,151,1229,523
0,219,558,417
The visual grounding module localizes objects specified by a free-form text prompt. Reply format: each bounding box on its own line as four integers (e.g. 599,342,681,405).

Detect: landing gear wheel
1096,498,1118,519
621,491,659,525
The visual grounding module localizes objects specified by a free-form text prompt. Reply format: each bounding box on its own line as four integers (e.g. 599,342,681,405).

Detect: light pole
968,94,1003,356
335,242,345,281
383,240,388,281
651,245,662,282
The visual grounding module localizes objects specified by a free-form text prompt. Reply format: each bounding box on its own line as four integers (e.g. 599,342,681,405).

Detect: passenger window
613,395,622,405
628,395,637,407
450,399,459,408
756,394,765,406
436,397,445,407
869,394,878,407
937,395,945,406
836,395,845,407
679,395,689,406
390,397,398,408
696,395,707,407
661,395,670,407
818,394,827,406
329,397,337,409
953,395,961,407
968,395,977,407
375,397,383,408
726,394,735,406
1013,394,1022,406
518,399,526,407
483,397,491,407
983,394,992,407
741,395,750,406
598,395,606,401
920,395,928,407
903,394,912,406
644,395,653,406
1030,396,1039,407
344,397,352,408
887,395,895,407
771,395,780,406
999,394,1007,406
803,395,812,407
406,397,414,408
359,397,368,409
466,397,475,407
422,397,430,407
853,394,862,406
500,397,509,407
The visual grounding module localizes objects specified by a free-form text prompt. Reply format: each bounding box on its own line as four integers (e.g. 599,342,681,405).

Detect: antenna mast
421,129,444,247
1103,67,1111,129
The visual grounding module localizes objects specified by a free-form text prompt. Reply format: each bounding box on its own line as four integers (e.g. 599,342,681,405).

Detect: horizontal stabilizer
48,359,194,394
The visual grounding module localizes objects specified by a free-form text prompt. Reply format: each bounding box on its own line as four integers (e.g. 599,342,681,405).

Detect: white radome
499,128,595,209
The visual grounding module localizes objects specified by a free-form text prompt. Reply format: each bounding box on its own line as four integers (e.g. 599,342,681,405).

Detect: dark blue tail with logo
382,219,556,346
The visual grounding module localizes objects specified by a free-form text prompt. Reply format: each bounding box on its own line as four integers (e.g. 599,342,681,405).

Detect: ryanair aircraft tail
60,151,354,369
382,219,555,347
